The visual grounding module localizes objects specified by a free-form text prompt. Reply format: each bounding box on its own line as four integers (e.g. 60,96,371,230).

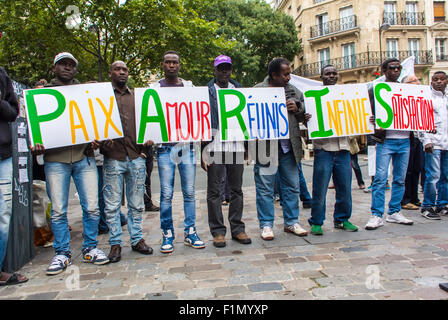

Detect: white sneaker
284,223,308,236
261,226,274,240
46,254,71,275
386,212,414,225
365,215,384,230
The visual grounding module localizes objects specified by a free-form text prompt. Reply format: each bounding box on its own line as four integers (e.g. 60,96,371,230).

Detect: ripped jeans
45,157,99,256
0,157,13,269
103,157,146,247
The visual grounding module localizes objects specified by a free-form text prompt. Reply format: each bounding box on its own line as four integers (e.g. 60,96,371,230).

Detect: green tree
0,0,228,86
205,0,301,86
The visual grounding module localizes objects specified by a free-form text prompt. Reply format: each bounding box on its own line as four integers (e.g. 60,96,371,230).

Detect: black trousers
402,136,424,205
144,149,154,208
206,154,245,237
350,154,364,186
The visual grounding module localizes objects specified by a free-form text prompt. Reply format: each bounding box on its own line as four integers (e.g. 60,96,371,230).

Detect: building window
436,38,447,61
434,1,445,22
384,1,397,24
340,6,354,31
386,39,399,58
406,2,418,25
315,0,325,3
408,39,420,63
316,13,329,36
342,43,356,69
318,48,331,70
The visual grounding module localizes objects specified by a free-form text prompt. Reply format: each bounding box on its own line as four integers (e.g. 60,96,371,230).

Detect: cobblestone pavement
1,160,448,300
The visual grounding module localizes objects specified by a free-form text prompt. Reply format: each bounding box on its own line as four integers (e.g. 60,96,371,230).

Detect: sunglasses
388,65,402,71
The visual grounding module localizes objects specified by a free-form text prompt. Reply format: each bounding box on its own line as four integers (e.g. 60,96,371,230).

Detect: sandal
0,272,29,286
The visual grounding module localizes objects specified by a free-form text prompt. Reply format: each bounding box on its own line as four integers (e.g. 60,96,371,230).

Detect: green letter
218,89,249,141
374,83,393,129
25,88,66,145
304,87,333,138
138,89,168,143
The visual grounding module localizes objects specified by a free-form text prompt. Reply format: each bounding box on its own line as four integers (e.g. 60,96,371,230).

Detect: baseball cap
214,55,232,67
54,52,78,67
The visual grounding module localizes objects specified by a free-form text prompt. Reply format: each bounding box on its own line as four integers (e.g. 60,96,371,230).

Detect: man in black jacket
202,55,251,248
0,67,28,286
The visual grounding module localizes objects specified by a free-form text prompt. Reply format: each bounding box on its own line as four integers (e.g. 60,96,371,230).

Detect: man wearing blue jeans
31,53,109,275
306,65,358,236
365,58,414,230
96,61,153,263
0,66,28,286
419,71,448,220
253,58,308,240
152,51,205,253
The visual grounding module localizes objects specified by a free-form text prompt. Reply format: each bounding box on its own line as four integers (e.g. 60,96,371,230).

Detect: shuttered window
434,2,445,22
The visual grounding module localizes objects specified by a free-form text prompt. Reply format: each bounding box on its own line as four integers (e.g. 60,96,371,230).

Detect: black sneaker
435,206,448,216
420,207,441,220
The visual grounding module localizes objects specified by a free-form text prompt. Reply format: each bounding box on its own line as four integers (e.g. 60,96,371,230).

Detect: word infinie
303,84,374,139
136,88,211,144
374,83,435,131
217,88,289,141
24,83,123,149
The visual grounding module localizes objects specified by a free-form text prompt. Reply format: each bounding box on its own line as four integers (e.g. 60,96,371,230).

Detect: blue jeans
254,150,300,228
309,149,352,226
298,162,312,204
97,166,126,232
45,157,99,255
371,139,410,217
103,157,146,246
158,144,196,233
0,157,12,269
422,150,448,209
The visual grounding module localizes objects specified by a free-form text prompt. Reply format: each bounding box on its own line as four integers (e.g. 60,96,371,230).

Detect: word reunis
218,89,289,141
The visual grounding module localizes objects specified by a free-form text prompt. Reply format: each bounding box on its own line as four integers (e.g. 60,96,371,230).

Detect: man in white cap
31,52,109,275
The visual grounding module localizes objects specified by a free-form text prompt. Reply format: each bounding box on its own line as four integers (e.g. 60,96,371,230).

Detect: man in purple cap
201,55,251,248
31,52,109,275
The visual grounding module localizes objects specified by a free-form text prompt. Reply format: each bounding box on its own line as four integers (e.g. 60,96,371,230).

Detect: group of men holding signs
0,48,446,283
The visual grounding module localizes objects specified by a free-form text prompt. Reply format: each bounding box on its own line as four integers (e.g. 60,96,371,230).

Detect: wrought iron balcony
310,15,357,39
383,12,425,25
294,50,433,77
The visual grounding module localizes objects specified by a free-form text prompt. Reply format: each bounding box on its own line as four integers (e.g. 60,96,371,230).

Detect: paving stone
311,287,348,298
339,246,368,253
290,261,322,271
264,253,289,260
279,257,307,264
57,289,96,299
306,254,333,261
94,286,130,298
195,279,227,288
413,287,448,299
411,259,444,268
129,283,164,295
25,291,59,300
215,285,248,297
248,282,283,292
145,292,178,300
316,276,354,287
164,280,195,291
412,276,448,288
374,291,419,300
262,273,293,282
179,288,215,300
233,267,263,276
282,279,317,291
80,273,107,281
228,276,261,285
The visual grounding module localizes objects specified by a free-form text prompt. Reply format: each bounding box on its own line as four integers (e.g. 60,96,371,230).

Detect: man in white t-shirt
365,58,414,230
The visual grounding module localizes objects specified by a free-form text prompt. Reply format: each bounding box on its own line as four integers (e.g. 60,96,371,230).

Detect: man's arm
0,68,19,122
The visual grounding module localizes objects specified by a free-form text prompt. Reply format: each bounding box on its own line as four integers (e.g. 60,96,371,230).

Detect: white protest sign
217,87,289,141
303,84,374,139
135,87,212,144
24,82,123,149
374,83,434,131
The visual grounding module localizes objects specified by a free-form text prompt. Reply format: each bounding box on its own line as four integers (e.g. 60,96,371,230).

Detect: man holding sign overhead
31,53,109,275
306,65,359,236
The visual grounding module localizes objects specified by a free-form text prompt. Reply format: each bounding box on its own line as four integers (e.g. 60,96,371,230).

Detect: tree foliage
0,0,300,87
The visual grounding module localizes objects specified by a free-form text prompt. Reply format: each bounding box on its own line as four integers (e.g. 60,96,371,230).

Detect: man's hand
286,99,299,113
201,159,209,172
102,139,114,149
143,140,155,148
427,129,437,134
30,143,45,155
304,113,312,123
370,115,384,132
91,139,102,150
425,143,434,154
